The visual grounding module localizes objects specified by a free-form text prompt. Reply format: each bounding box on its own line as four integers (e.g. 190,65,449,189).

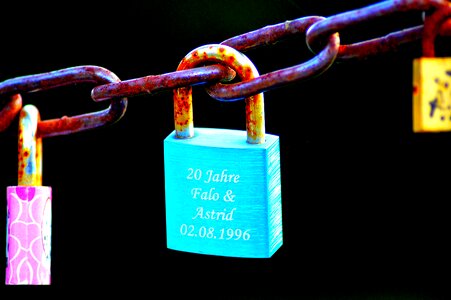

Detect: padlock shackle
422,4,451,57
18,104,42,186
174,44,265,144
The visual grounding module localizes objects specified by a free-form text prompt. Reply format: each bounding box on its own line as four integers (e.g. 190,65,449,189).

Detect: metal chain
1,0,451,136
0,66,127,138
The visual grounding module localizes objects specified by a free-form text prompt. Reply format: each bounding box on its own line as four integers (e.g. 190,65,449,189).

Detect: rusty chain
1,0,451,136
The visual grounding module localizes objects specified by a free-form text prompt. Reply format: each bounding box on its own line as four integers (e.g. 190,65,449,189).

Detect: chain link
422,3,451,56
0,66,127,137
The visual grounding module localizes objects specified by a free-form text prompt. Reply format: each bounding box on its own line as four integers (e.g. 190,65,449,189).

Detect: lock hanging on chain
163,44,283,258
5,104,52,285
413,6,451,132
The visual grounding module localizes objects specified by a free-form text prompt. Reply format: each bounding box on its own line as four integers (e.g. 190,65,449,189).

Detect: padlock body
413,57,451,132
164,128,283,258
6,186,52,285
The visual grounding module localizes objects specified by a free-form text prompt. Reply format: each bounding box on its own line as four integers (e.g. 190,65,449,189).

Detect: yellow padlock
413,6,451,132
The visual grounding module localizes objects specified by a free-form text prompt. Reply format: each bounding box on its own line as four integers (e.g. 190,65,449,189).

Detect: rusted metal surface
174,44,265,144
306,0,451,60
92,16,336,103
221,16,324,51
0,66,128,137
338,25,424,60
88,2,451,103
18,104,42,186
91,64,236,102
0,94,22,132
0,1,450,108
422,4,451,57
208,19,339,101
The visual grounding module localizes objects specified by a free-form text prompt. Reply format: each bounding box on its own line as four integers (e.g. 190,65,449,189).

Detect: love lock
164,44,283,258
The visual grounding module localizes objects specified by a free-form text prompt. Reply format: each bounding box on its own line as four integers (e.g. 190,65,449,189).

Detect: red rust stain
219,47,225,53
174,87,193,129
236,65,244,75
338,44,347,55
226,56,235,65
179,54,198,70
244,95,262,141
175,94,192,112
38,115,86,137
413,85,419,95
242,67,251,79
23,150,29,158
178,61,188,69
177,119,189,126
245,101,252,119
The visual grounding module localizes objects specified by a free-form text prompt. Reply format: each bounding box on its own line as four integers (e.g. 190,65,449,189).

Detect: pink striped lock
6,186,52,285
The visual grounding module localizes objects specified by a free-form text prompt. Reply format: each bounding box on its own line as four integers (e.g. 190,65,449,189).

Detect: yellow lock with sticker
413,59,451,132
413,6,451,132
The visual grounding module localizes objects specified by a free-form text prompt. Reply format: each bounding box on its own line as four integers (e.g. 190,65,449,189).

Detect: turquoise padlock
164,44,283,258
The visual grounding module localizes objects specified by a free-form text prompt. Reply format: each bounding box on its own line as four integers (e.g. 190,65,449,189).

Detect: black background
1,1,450,299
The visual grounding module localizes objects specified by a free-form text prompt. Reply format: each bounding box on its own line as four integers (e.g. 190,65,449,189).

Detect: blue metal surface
164,128,283,258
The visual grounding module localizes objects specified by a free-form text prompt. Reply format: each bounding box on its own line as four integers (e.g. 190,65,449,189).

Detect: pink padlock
6,104,52,285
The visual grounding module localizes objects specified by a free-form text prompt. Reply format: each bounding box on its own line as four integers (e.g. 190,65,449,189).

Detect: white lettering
192,207,236,221
204,169,240,184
